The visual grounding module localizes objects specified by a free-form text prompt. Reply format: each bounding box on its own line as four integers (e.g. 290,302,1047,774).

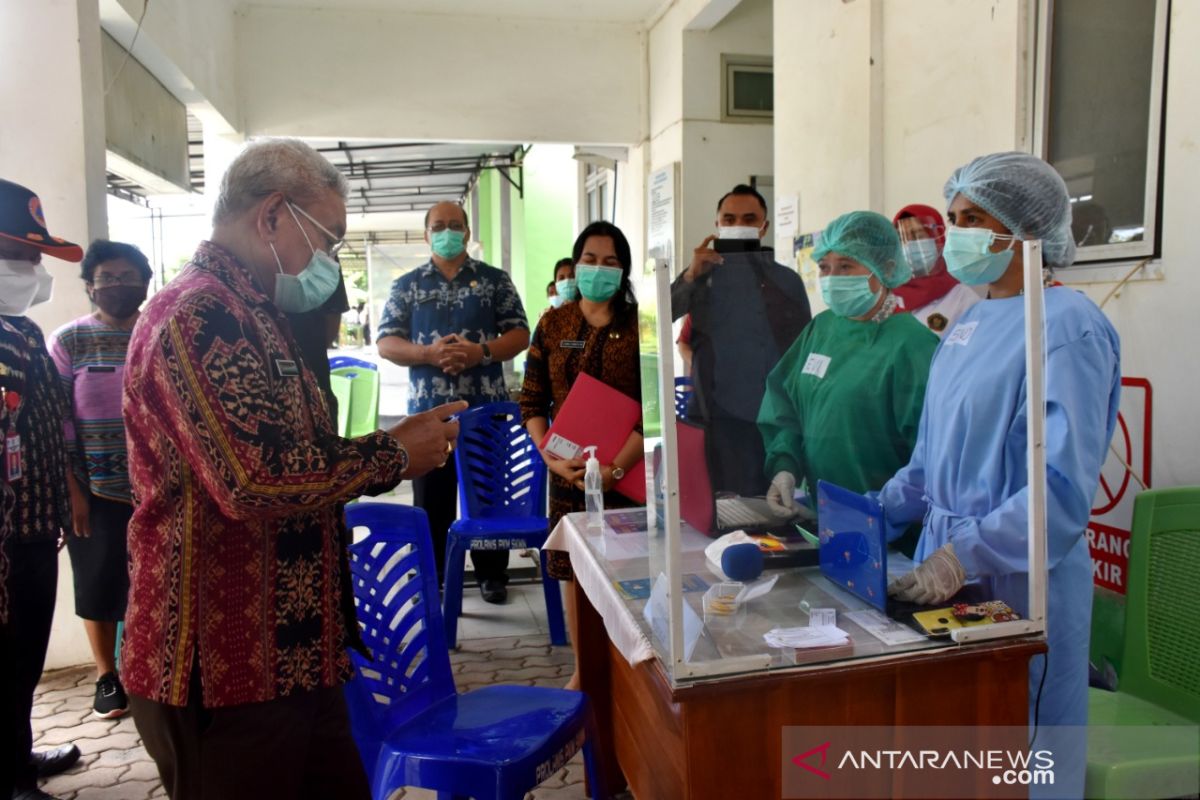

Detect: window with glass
583,163,612,224
722,54,773,122
1036,0,1168,262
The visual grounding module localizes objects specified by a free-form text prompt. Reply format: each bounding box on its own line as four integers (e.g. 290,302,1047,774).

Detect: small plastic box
703,582,746,627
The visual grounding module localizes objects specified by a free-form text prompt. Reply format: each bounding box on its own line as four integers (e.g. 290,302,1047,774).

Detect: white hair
213,138,348,225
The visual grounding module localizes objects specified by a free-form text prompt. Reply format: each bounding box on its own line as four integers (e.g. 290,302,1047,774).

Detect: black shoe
93,671,129,719
479,578,508,605
13,789,66,800
29,743,80,779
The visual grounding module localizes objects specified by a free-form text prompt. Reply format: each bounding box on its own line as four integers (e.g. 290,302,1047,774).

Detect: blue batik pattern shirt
378,258,529,412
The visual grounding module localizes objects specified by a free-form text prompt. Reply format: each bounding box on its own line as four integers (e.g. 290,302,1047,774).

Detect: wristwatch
610,464,626,481
479,342,494,366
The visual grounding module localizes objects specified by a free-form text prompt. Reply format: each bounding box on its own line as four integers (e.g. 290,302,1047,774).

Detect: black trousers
129,671,370,800
0,539,58,795
412,459,509,583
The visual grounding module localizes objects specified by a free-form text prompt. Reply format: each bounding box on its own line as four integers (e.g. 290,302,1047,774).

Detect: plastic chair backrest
329,373,353,437
333,366,380,437
344,503,457,757
674,376,693,419
329,355,379,372
1119,487,1200,720
454,402,547,521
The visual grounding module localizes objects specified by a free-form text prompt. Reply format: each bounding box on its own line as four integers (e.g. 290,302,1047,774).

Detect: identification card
5,433,21,482
560,340,586,350
544,432,582,461
944,321,979,347
87,365,117,373
274,359,300,378
801,353,831,379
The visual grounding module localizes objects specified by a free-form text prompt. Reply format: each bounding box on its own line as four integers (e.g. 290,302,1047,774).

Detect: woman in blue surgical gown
881,152,1120,796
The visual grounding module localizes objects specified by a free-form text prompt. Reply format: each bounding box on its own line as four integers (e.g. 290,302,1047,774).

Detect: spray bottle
584,445,604,529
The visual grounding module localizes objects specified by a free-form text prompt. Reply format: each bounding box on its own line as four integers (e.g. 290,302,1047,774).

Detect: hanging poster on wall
647,163,679,276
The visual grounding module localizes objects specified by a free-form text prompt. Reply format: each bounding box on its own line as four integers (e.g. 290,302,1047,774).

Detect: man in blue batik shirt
378,201,530,603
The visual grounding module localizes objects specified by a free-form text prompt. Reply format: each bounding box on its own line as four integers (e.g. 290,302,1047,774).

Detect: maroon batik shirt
122,241,406,708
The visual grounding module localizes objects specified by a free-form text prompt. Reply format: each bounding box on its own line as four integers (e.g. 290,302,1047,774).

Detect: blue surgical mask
942,226,1016,286
548,294,565,309
820,275,882,318
555,277,578,301
270,203,342,313
902,239,940,278
430,229,466,260
575,264,623,302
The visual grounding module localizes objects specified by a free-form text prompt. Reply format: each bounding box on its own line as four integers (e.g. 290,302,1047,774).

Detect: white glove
766,471,797,516
887,543,966,605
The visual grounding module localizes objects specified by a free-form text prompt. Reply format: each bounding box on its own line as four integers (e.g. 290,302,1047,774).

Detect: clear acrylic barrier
610,242,1049,686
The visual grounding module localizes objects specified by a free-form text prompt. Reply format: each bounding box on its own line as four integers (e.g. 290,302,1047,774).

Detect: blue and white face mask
269,202,342,314
942,226,1018,286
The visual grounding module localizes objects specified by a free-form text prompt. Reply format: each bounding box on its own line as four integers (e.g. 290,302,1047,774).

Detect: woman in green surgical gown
757,211,938,526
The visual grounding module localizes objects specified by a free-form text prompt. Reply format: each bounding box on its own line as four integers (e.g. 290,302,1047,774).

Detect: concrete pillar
0,0,108,339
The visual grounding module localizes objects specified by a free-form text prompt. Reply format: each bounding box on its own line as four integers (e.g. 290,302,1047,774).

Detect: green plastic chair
1086,487,1200,799
332,365,379,438
329,372,353,437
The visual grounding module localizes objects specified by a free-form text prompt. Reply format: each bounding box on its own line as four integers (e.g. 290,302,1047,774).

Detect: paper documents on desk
844,609,925,646
764,625,850,649
643,573,703,661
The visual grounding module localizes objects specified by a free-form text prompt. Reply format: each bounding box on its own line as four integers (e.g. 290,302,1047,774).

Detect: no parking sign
1086,377,1152,594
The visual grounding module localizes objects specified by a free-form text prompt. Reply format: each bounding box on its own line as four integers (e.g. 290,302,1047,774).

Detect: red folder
539,372,646,504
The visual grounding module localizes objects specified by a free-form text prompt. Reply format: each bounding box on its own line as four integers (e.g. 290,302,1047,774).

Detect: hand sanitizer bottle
584,446,603,530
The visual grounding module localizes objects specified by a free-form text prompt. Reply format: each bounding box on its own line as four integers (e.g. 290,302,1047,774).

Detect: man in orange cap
0,178,84,800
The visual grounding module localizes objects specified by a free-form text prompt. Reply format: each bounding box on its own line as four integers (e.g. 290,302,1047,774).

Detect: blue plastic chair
329,354,379,372
674,376,693,419
443,402,567,648
343,502,606,800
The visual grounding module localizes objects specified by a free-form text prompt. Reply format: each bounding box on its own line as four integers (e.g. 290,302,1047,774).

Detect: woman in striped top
48,240,152,720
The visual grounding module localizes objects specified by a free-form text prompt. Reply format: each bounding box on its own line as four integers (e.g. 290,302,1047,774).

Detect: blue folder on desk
816,480,888,612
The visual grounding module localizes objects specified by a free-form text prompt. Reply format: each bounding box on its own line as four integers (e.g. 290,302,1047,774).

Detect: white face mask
0,258,46,316
717,225,762,241
32,263,54,304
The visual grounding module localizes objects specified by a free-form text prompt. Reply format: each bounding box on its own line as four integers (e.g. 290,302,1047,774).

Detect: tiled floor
32,581,621,800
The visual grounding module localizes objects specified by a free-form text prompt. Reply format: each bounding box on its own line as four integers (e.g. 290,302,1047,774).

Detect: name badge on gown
274,359,300,377
945,321,979,347
560,340,586,350
802,353,831,379
5,433,21,482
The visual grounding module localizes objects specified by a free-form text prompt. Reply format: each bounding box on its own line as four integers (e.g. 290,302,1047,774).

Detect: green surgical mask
820,275,882,318
576,264,623,302
430,229,466,259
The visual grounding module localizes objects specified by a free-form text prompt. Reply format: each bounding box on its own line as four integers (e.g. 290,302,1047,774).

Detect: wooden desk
575,580,1046,800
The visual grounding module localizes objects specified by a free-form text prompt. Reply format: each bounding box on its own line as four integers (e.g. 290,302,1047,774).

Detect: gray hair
213,138,348,225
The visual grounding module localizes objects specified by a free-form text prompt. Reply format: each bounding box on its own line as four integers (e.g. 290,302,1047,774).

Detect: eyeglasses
428,222,467,234
290,202,345,256
91,274,146,288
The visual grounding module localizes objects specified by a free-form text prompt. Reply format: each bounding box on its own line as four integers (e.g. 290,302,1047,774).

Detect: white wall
879,0,1028,215
237,7,645,144
774,0,1199,489
647,0,774,267
2,0,110,670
